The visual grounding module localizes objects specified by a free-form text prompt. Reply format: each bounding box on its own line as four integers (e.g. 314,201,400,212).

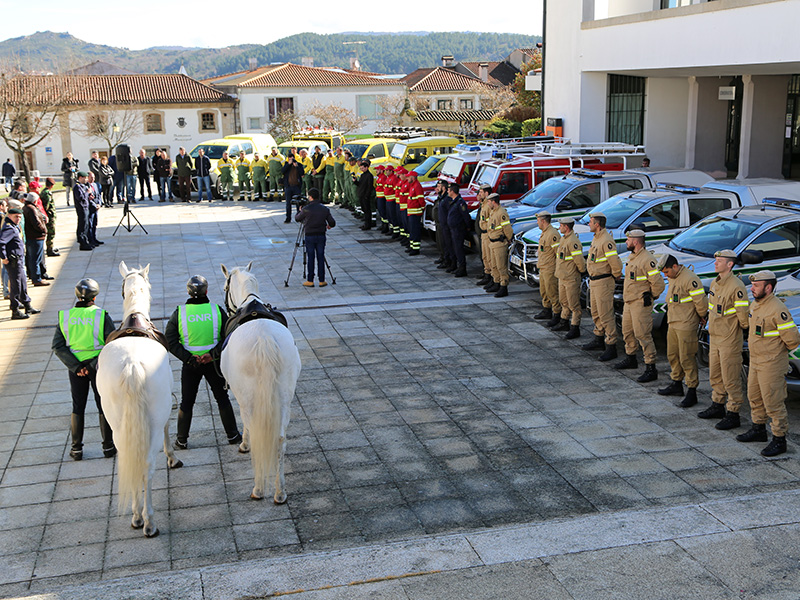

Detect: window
248,117,262,130
687,197,732,225
459,98,473,110
145,113,163,133
636,201,681,231
535,169,569,185
201,112,216,131
437,99,453,110
559,182,602,210
228,144,241,156
357,95,386,119
268,98,294,120
460,163,476,186
240,142,254,154
607,178,644,197
661,0,692,7
497,172,530,196
370,144,385,158
607,74,645,145
88,114,108,135
746,222,800,261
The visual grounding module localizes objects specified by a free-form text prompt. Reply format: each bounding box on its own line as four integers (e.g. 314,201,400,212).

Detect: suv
291,128,345,149
509,178,727,285
342,138,397,168
386,136,459,170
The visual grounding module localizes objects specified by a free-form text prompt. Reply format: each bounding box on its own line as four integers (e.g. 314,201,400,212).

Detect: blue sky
2,0,543,50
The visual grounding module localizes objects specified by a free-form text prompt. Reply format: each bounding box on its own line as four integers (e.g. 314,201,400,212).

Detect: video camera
292,194,308,208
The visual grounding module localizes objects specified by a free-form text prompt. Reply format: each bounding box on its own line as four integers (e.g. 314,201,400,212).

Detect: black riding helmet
75,278,100,301
186,275,209,298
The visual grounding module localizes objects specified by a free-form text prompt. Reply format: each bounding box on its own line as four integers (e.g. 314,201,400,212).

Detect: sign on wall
718,86,736,101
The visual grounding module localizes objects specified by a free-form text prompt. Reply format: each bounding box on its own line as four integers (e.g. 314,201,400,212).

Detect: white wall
543,0,584,140
644,77,689,168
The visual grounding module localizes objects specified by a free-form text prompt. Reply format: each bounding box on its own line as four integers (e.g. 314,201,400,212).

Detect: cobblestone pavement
1,194,799,598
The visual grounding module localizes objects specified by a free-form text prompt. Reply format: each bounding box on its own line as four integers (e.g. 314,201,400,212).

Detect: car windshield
390,143,407,160
577,197,647,228
441,157,463,179
472,164,498,187
190,145,226,160
517,178,572,208
667,215,760,257
414,156,441,176
343,143,368,158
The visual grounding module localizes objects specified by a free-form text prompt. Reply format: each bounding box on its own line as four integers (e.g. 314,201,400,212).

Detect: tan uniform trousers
667,327,699,388
559,276,581,326
481,234,492,275
539,268,560,312
590,277,617,344
709,340,744,411
622,301,657,363
748,362,789,436
490,243,510,286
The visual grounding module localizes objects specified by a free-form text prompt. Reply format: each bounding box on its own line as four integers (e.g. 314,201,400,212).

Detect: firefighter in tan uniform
582,212,623,362
697,250,749,417
614,229,665,382
735,270,800,456
657,254,708,408
553,216,585,340
475,184,494,287
534,212,562,327
486,193,513,298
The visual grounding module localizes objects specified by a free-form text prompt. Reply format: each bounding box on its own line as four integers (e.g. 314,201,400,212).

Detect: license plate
510,255,522,266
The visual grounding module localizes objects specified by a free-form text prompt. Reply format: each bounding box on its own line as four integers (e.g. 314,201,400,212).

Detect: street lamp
112,122,119,134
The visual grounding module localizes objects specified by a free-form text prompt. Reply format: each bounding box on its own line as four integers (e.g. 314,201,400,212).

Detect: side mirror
556,199,573,212
739,250,763,265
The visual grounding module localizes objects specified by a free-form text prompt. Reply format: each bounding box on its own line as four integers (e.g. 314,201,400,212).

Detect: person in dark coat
295,188,335,287
72,171,93,251
355,160,375,230
22,193,49,286
281,153,305,224
61,152,79,206
2,158,15,192
445,183,471,277
109,155,124,203
136,149,154,201
0,207,39,319
432,180,449,266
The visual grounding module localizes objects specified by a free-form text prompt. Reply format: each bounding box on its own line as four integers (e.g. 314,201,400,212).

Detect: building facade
545,0,800,178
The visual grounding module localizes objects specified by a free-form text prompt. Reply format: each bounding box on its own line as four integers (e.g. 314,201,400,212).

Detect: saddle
223,299,288,342
106,312,169,351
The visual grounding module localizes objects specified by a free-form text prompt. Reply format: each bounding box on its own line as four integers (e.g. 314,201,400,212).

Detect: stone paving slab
1,194,800,597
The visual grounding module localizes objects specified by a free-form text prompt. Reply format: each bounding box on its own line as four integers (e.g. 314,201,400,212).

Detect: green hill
0,31,541,79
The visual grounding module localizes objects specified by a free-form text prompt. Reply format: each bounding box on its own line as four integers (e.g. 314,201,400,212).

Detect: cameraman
295,188,335,288
281,150,304,224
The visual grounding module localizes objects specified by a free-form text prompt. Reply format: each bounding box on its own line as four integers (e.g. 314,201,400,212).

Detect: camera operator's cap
714,249,737,258
7,207,22,214
657,253,674,271
749,269,777,282
479,183,492,192
77,171,88,178
535,210,551,218
559,216,575,225
589,211,606,219
626,229,645,239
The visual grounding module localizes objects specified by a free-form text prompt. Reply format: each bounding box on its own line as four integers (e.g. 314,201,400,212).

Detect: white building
203,63,405,135
544,0,800,178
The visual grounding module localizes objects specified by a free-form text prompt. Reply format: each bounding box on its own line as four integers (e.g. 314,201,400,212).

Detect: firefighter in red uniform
384,165,399,238
406,170,425,256
396,167,411,247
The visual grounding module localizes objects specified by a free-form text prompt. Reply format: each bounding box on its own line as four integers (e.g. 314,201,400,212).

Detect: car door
741,220,800,278
630,199,682,246
553,181,602,218
686,196,733,226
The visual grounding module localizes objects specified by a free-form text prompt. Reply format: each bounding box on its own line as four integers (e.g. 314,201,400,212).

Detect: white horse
97,262,183,538
220,262,301,502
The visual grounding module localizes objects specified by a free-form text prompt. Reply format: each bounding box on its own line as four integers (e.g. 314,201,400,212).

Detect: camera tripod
284,221,336,287
112,199,148,236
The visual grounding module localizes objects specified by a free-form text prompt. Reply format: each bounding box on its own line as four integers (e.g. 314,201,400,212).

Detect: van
291,128,346,149
386,136,460,170
342,138,397,166
277,140,330,155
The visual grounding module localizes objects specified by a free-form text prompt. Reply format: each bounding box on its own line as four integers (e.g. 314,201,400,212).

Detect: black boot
494,285,508,298
23,302,41,315
174,409,192,450
218,404,242,445
453,268,467,278
533,308,552,321
11,310,29,320
636,363,658,383
485,281,500,293
614,354,638,370
545,314,562,328
446,264,457,273
697,402,725,419
679,387,698,408
69,413,84,461
476,274,491,286
98,414,116,457
565,325,581,340
736,423,768,443
551,318,570,331
598,344,618,362
658,379,684,396
715,411,741,431
761,435,787,457
582,335,604,351
437,260,450,270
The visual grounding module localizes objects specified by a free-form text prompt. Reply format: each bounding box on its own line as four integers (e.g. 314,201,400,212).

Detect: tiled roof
402,67,497,92
458,61,518,87
208,63,404,88
0,74,234,106
414,109,498,122
518,48,541,59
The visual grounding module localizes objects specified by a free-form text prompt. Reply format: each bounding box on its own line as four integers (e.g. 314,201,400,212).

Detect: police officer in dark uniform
1,207,39,319
52,278,116,460
446,183,471,277
165,275,242,450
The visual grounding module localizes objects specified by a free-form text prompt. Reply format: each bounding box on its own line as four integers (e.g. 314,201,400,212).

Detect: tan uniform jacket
748,294,800,368
666,266,708,332
555,231,586,280
622,247,665,304
537,225,561,272
487,206,513,245
477,199,491,235
587,229,623,278
708,272,749,341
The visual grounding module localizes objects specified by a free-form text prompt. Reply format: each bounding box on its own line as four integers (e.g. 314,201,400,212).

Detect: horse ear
142,264,150,279
246,261,253,272
220,264,229,279
119,261,129,277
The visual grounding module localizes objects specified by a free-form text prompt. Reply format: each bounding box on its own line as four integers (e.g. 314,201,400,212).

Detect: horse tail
115,360,150,513
246,330,284,492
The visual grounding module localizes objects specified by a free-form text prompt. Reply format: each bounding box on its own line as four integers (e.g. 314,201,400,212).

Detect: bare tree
0,70,71,182
266,110,301,143
375,93,409,128
72,106,144,155
304,101,366,135
466,81,516,112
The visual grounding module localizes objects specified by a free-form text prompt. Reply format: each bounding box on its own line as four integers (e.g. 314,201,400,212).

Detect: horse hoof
274,493,287,505
170,459,184,469
250,492,264,501
239,444,250,454
145,526,159,538
131,517,144,529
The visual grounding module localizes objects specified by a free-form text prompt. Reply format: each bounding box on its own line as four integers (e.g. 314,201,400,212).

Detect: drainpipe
541,0,547,132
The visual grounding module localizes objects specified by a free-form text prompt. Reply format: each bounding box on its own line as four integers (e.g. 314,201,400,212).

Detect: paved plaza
1,194,800,599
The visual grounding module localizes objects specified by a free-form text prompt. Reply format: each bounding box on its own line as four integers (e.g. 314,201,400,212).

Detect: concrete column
685,76,698,169
737,74,754,179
